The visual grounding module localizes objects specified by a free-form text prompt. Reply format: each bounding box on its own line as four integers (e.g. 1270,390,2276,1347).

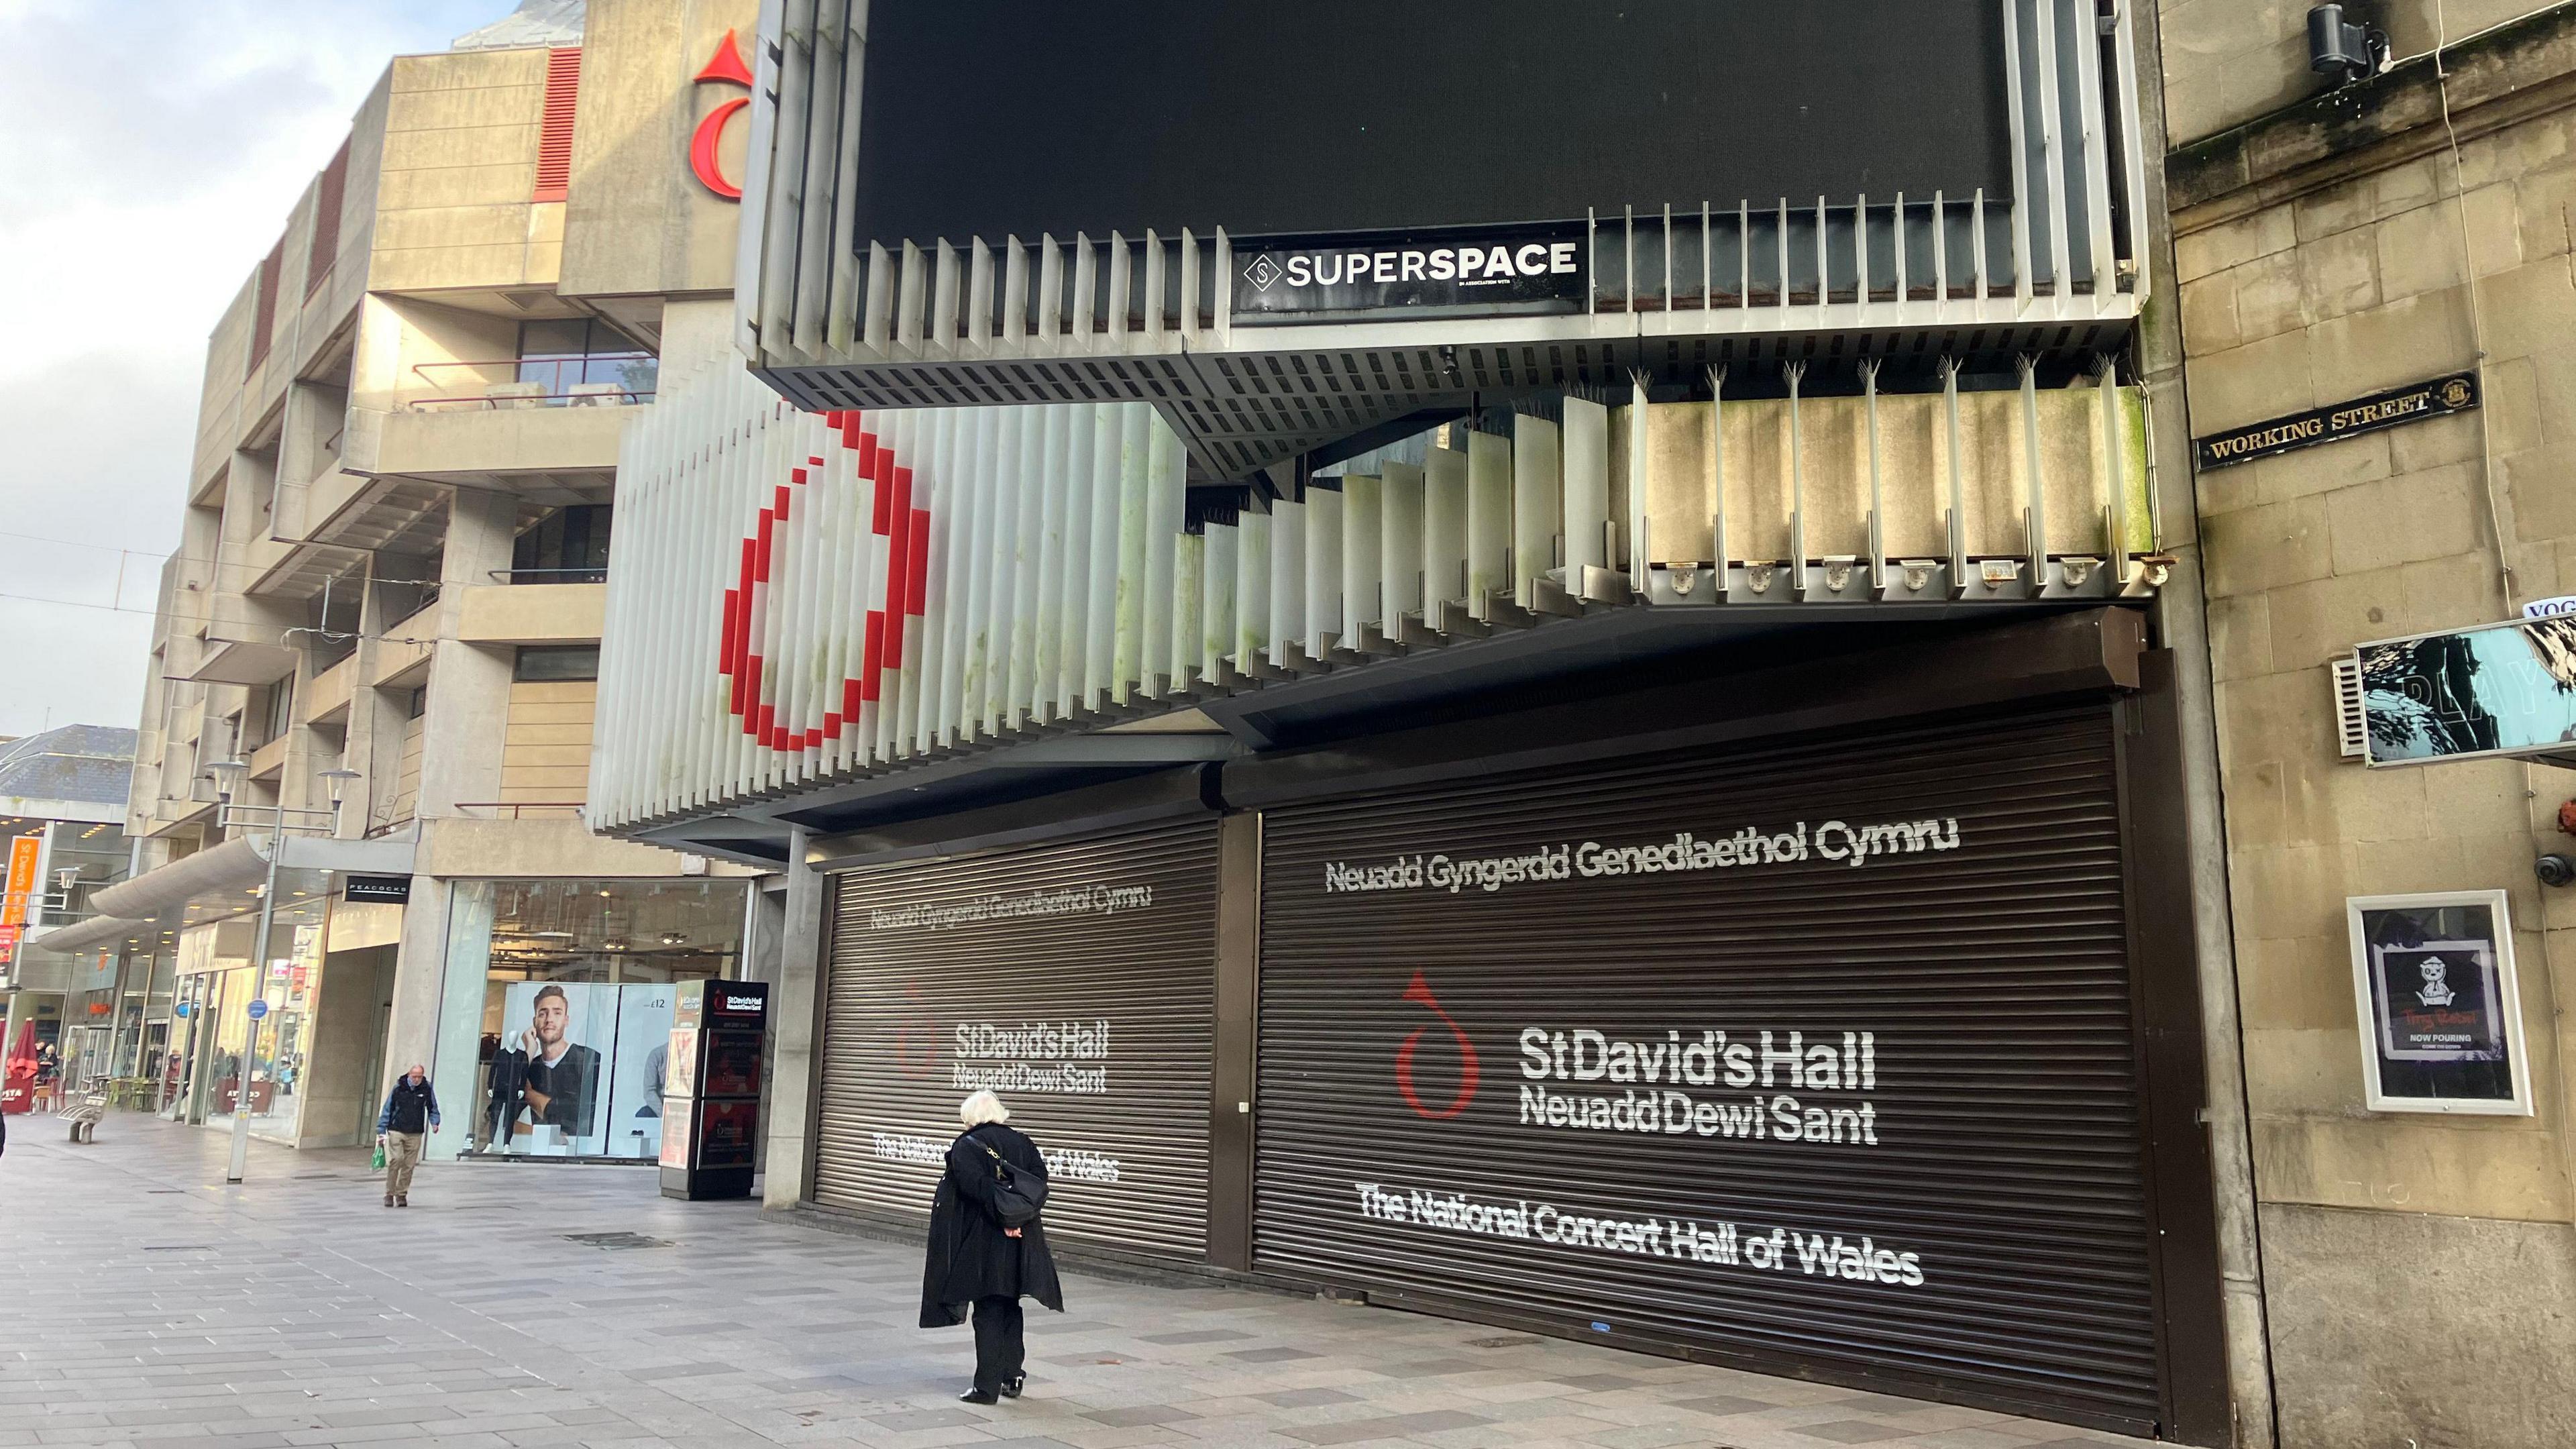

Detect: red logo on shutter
1394,971,1480,1119
690,29,752,201
718,410,931,751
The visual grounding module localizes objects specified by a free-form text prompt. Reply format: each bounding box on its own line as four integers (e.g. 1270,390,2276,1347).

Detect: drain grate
1465,1335,1544,1349
563,1231,671,1250
143,1244,215,1252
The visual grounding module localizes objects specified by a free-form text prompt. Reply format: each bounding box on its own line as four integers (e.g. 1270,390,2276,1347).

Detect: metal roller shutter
816,818,1220,1260
1254,708,2164,1433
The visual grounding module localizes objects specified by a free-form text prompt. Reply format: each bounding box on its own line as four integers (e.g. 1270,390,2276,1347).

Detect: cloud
0,0,502,737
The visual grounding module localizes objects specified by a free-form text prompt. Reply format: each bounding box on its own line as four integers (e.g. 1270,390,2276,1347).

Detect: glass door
208,968,256,1121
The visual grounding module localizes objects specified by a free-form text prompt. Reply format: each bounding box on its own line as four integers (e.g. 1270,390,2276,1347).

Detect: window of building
38,820,127,928
510,504,612,583
437,877,748,1161
243,675,293,752
305,574,362,672
515,319,656,403
514,646,600,682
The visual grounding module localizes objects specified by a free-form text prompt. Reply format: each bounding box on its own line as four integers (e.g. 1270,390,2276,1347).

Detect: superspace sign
1234,226,1586,322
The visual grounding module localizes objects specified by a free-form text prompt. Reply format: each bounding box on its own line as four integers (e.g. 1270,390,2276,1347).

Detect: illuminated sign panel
847,1,2012,252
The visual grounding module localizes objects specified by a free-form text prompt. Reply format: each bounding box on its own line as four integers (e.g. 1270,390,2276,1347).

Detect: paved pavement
1,1113,2159,1449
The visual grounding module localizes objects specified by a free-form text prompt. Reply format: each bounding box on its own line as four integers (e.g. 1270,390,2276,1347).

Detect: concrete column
186,980,223,1124
740,875,785,1173
2131,2,2277,1442
382,877,456,1152
417,488,516,816
761,829,824,1211
297,946,378,1147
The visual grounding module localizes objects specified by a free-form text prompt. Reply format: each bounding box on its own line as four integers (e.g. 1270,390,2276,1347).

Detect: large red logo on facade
718,409,930,751
690,29,752,201
1394,971,1481,1119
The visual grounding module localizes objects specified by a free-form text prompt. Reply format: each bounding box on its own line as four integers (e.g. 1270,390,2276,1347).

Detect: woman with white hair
919,1089,1063,1403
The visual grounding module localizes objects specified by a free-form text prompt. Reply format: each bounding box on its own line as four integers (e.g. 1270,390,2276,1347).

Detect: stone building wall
2163,3,2576,1444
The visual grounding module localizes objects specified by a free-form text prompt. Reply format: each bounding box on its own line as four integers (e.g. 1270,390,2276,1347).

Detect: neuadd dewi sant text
1521,1026,1883,1146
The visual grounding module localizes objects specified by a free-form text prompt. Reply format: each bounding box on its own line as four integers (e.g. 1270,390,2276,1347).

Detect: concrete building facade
0,724,138,1090
34,2,2576,1442
2161,2,2576,1444
53,0,765,1164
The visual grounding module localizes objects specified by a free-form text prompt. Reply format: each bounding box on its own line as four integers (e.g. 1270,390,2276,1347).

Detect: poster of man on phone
2347,890,2534,1115
488,982,610,1150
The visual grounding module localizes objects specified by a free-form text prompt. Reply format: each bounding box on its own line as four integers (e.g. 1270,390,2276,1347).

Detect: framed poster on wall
2345,890,2534,1115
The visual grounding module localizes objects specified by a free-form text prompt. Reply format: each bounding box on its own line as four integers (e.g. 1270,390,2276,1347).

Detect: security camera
2538,853,2576,888
2308,5,2389,87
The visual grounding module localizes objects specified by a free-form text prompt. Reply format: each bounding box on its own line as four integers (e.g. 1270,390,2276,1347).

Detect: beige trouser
384,1131,424,1199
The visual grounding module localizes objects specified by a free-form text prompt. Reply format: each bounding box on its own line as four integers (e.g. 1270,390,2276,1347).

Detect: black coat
486,1043,602,1143
918,1123,1065,1328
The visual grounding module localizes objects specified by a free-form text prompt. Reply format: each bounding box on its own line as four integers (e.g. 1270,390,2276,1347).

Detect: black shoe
396,1196,409,1208
957,1387,999,1405
1000,1375,1024,1399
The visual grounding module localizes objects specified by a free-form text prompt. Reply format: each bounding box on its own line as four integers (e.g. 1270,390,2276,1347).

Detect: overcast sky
0,0,501,739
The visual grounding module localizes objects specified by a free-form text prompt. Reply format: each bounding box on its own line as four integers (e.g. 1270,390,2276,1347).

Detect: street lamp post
210,761,361,1185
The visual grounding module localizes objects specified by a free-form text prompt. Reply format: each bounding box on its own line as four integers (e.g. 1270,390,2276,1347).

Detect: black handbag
979,1140,1048,1228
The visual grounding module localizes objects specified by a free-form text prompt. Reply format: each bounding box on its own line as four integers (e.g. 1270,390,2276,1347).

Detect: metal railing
404,356,657,411
451,801,587,820
485,568,608,585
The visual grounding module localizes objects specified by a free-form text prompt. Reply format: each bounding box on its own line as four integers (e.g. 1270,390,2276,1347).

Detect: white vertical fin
1465,431,1511,621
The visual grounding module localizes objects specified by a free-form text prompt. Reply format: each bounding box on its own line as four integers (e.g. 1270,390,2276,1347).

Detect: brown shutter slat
244,237,284,376
306,139,350,299
816,819,1220,1264
1252,708,2166,1436
532,47,582,203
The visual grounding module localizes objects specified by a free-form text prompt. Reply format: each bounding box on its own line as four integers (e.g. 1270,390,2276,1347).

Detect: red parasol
1,1018,34,1114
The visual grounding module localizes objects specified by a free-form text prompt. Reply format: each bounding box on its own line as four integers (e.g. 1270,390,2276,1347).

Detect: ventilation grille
532,47,582,203
2332,655,2367,760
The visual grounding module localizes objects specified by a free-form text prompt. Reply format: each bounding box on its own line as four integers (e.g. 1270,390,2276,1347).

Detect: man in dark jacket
920,1089,1063,1403
374,1065,441,1207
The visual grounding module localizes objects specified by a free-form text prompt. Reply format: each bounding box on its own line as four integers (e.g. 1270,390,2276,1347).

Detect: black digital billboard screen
850,1,2017,250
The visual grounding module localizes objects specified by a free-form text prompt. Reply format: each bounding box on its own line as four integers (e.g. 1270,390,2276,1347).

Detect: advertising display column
1254,710,2171,1436
816,818,1219,1263
661,979,767,1199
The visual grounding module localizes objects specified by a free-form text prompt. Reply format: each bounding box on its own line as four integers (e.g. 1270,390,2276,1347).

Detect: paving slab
0,1115,2163,1449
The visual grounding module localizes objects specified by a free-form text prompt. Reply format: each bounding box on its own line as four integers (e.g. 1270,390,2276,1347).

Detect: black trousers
971,1295,1024,1393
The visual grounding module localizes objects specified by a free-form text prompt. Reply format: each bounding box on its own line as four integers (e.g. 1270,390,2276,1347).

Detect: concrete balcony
456,582,604,645
249,733,289,782
305,653,358,725
232,531,298,589
365,400,636,502
181,637,297,686
372,600,439,686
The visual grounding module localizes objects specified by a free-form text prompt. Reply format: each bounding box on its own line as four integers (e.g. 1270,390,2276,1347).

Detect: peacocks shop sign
2194,372,2479,469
